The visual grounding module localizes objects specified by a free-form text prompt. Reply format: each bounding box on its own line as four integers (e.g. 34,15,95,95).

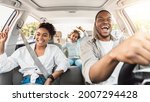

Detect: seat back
12,67,23,85
0,71,13,85
0,66,85,85
53,66,85,85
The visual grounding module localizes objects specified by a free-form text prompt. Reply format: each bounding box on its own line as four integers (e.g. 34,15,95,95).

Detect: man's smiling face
95,11,112,39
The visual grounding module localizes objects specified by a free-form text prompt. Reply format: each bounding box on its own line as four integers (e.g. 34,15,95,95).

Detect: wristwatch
48,74,55,82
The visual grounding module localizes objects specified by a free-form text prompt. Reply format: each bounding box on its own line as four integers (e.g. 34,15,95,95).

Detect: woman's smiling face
35,28,51,47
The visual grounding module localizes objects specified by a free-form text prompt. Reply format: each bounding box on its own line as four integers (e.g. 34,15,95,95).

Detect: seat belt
19,30,49,79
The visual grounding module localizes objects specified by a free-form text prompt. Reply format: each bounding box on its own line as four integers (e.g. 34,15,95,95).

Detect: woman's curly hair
38,23,56,38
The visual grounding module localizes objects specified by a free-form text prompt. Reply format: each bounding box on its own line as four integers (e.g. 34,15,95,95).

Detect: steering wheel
118,63,150,85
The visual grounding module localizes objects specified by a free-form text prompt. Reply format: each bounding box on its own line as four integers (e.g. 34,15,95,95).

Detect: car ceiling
21,0,108,12
1,0,139,34
0,0,119,36
17,0,111,24
0,0,142,25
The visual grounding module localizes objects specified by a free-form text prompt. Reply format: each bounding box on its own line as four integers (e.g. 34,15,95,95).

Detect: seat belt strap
20,30,49,79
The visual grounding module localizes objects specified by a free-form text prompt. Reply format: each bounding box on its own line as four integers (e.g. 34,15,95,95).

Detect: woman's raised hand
0,27,9,43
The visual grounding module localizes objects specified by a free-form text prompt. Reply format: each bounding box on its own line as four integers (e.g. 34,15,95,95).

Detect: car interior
0,0,150,85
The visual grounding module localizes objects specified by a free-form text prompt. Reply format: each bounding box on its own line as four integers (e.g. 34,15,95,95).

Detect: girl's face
35,28,51,47
70,33,79,42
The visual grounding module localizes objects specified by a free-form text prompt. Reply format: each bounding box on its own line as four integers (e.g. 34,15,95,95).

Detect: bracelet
47,74,55,82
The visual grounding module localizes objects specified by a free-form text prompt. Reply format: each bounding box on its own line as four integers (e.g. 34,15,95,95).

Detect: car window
17,16,40,44
124,1,150,33
111,16,123,38
0,5,14,31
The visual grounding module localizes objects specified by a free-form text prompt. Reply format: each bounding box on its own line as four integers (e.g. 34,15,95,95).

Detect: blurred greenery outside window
21,16,40,38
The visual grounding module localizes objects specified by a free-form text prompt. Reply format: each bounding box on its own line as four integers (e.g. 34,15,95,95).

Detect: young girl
0,23,69,85
62,26,88,70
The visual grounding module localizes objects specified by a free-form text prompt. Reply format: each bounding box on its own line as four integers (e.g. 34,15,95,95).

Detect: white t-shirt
99,40,113,55
98,40,123,84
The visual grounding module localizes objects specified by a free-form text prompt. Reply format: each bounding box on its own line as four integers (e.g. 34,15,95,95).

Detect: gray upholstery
0,66,85,85
12,67,23,85
48,40,62,50
53,66,85,85
0,71,13,85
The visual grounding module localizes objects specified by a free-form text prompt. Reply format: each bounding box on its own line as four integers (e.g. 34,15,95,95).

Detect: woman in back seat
0,23,69,85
